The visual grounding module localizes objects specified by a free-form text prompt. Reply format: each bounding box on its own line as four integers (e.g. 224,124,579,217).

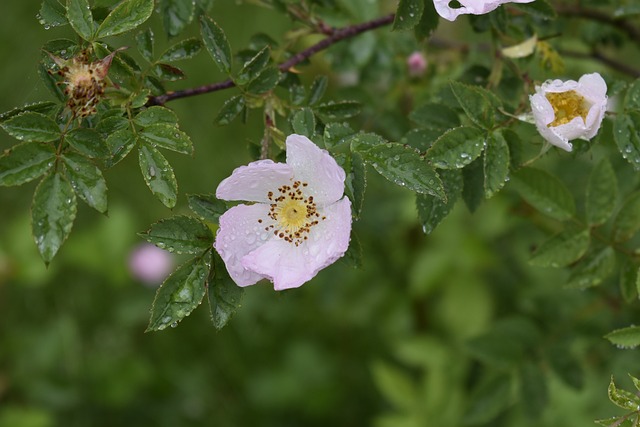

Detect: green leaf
314,101,361,122
97,0,153,38
159,0,196,37
0,142,55,187
66,0,94,40
545,342,584,390
414,0,438,40
619,259,639,303
129,89,151,109
614,112,640,170
529,228,590,268
511,167,576,221
566,247,615,289
39,0,68,28
608,376,640,409
138,145,178,208
200,15,232,74
624,78,640,110
307,76,328,106
65,128,109,158
450,81,498,129
466,318,540,368
154,63,186,81
409,103,460,130
630,374,640,392
214,95,245,126
416,169,463,234
0,101,60,123
208,251,244,330
347,152,366,219
291,108,316,137
105,128,136,167
135,28,154,62
613,191,640,242
511,0,557,19
159,38,202,62
236,46,271,85
134,106,178,127
519,362,548,420
462,157,484,213
62,151,108,213
289,84,306,106
246,66,280,94
324,123,355,149
392,0,424,31
464,373,512,425
371,360,417,410
586,159,618,226
358,142,445,200
140,215,213,254
2,112,60,143
147,254,209,332
187,193,227,223
484,131,510,198
138,124,193,155
606,327,640,350
32,172,77,264
425,126,486,169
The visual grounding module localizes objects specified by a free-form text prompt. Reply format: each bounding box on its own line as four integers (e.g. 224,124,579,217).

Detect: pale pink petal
216,160,294,203
540,78,579,94
285,134,346,205
214,203,275,287
241,197,352,290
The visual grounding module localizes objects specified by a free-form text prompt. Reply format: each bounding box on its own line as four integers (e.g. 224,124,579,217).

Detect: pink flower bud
407,52,428,77
128,243,174,285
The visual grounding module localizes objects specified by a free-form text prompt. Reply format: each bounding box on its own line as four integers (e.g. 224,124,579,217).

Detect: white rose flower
434,0,535,22
529,73,608,152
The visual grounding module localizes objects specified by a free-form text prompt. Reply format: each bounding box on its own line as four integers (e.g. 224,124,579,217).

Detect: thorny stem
145,5,638,107
147,14,395,106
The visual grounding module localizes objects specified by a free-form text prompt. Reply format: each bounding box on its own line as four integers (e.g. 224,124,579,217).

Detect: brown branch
555,4,640,44
147,14,395,106
559,49,640,78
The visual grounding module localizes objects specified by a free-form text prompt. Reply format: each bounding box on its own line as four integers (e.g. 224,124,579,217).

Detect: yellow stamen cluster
261,180,326,246
545,90,591,127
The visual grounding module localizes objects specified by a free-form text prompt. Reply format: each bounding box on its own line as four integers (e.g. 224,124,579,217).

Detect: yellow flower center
261,180,325,246
545,90,591,127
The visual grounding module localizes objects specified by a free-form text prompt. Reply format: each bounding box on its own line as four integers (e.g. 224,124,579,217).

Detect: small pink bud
407,51,427,77
128,243,174,286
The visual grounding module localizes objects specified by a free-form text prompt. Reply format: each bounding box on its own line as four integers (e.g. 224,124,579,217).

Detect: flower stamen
546,90,591,127
262,180,323,246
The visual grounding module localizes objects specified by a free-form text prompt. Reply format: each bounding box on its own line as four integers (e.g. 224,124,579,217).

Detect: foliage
1,0,640,425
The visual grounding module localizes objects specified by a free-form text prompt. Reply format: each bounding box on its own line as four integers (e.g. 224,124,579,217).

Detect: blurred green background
1,1,639,426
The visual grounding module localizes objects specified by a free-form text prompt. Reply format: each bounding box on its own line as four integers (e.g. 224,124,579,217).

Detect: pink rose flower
214,134,352,290
434,0,535,21
529,73,608,152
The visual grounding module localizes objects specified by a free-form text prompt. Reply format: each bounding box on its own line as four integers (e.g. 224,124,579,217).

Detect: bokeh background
1,1,639,426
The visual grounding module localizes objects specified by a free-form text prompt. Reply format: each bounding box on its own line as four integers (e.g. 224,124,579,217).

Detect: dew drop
170,322,178,328
149,166,156,177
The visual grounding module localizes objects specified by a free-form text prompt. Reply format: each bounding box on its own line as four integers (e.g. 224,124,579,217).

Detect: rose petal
214,203,275,287
578,73,608,101
285,134,346,205
435,0,535,21
540,78,579,94
241,197,352,290
216,160,294,203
